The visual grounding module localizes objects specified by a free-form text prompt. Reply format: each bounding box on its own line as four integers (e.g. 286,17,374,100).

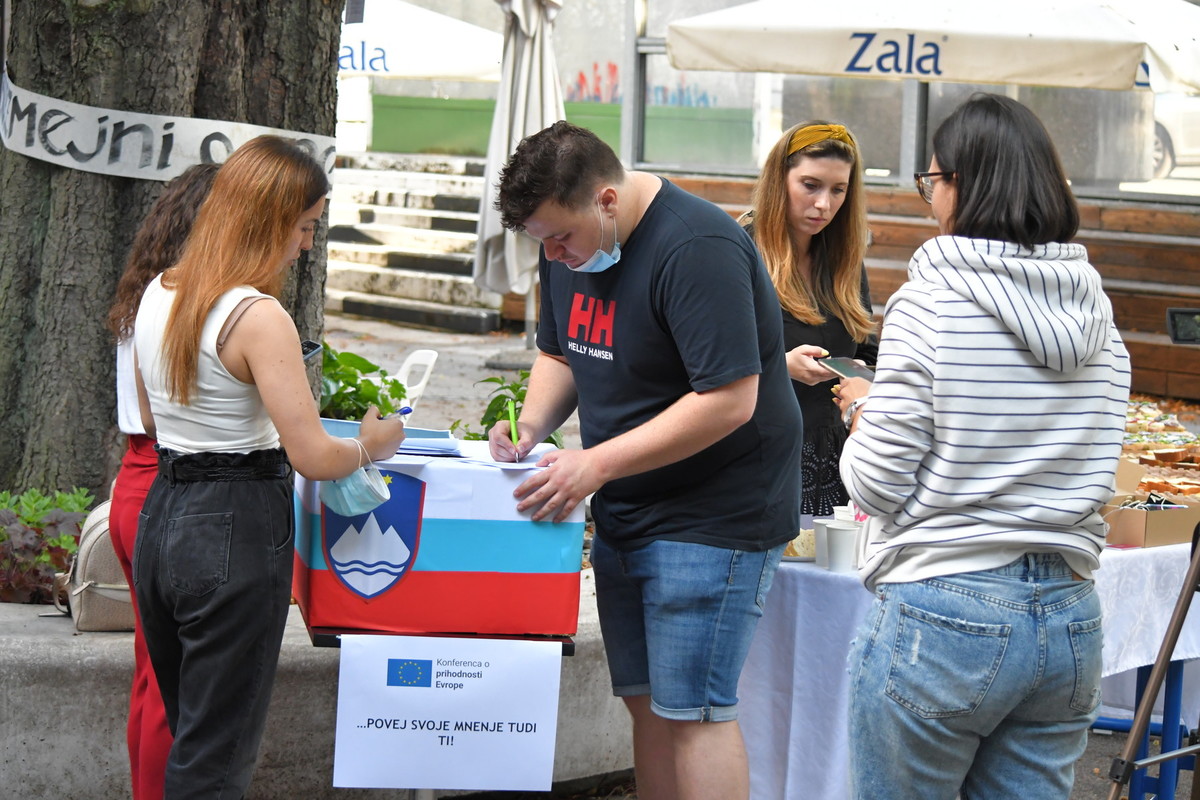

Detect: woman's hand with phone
786,345,839,385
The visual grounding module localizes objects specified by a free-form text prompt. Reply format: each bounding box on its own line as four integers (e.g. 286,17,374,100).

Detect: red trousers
110,434,171,800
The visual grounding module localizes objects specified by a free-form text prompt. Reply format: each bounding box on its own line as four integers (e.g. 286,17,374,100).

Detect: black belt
156,447,291,483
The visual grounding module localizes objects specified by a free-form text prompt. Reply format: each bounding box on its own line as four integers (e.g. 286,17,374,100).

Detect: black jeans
134,448,294,800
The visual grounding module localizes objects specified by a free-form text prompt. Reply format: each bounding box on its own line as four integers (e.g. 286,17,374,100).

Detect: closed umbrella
474,0,566,348
666,0,1200,93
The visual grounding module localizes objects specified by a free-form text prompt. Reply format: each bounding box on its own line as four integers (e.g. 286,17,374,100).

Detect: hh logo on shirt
568,293,615,346
566,293,616,361
387,658,432,687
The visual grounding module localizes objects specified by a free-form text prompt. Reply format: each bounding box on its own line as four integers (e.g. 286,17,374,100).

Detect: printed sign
0,70,336,182
334,634,563,791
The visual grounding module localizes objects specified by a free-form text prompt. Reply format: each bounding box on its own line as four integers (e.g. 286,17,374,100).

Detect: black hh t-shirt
537,179,802,552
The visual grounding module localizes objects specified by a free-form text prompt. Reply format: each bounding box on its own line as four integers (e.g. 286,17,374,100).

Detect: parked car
1153,92,1200,178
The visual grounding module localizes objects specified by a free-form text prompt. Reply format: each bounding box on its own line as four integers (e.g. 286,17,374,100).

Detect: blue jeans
134,448,294,800
590,534,784,722
847,553,1102,800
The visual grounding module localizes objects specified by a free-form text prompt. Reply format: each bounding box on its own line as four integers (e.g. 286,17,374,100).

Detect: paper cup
824,521,861,574
813,518,831,569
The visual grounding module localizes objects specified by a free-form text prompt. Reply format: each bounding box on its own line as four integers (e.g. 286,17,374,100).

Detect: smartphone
818,356,875,382
301,339,322,362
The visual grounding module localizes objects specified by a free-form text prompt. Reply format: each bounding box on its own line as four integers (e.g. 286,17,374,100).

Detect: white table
737,545,1200,800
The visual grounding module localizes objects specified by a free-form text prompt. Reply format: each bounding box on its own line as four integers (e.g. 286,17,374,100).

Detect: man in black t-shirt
487,121,801,800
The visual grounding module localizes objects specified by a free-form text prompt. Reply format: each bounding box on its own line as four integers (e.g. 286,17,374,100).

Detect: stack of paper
396,428,462,457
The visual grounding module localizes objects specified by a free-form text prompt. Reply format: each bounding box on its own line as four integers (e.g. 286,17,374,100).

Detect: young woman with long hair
132,135,406,798
745,121,876,519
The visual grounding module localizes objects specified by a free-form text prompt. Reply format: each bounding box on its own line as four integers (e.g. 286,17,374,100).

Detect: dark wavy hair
106,163,220,340
931,93,1078,247
495,120,624,232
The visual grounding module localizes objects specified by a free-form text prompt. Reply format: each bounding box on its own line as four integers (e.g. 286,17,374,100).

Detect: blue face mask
320,464,389,517
319,442,391,517
569,198,621,274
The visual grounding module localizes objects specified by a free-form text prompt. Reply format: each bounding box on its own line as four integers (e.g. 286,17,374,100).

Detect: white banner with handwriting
334,634,562,791
0,70,336,182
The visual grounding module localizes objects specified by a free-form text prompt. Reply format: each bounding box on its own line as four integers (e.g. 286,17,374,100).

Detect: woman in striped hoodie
834,93,1131,799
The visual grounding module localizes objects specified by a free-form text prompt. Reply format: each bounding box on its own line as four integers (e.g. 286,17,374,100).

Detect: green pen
507,399,519,448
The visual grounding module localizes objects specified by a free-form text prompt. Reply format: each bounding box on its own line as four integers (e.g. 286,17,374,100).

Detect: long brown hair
749,121,873,341
106,163,219,340
160,135,329,404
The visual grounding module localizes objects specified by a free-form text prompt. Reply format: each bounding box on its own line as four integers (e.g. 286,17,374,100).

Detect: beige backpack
53,500,135,632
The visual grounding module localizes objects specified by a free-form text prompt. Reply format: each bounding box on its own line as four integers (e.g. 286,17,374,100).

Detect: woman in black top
744,121,877,520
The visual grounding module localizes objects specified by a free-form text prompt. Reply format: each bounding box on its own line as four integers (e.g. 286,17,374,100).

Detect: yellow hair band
787,124,855,157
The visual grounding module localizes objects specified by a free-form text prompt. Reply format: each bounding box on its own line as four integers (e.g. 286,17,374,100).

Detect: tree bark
0,0,344,495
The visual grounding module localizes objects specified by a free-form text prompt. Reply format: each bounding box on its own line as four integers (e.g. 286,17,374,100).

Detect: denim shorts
847,552,1102,800
590,534,784,722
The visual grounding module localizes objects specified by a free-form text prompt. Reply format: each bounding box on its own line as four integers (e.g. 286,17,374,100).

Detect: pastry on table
784,529,815,559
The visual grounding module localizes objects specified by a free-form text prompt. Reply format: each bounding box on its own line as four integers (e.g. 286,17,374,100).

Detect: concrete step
356,204,479,234
326,260,499,309
327,222,477,253
333,168,485,198
336,152,486,177
326,242,475,277
327,289,501,334
331,183,484,215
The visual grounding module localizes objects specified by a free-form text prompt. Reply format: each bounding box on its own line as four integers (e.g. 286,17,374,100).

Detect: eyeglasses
914,171,954,203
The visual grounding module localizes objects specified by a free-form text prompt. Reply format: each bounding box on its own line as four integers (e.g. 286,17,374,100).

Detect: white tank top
115,337,145,436
134,275,279,454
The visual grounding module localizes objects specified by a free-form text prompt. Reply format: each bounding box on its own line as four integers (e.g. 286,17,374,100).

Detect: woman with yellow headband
743,121,876,522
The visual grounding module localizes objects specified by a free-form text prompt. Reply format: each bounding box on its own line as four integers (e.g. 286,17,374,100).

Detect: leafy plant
318,340,407,420
0,487,95,604
451,370,563,448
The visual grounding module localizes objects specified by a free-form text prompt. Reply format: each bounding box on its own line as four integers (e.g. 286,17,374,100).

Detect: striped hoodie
840,236,1132,590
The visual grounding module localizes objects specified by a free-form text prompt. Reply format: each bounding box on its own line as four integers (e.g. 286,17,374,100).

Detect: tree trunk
0,0,344,496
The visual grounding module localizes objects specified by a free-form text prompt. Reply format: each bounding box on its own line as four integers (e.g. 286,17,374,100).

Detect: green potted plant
317,340,407,436
451,369,563,447
0,487,95,603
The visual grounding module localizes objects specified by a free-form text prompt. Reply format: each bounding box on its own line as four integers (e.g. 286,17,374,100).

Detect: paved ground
320,312,1194,800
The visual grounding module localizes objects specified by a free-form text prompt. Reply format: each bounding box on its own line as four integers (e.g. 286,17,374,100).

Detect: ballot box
293,431,585,638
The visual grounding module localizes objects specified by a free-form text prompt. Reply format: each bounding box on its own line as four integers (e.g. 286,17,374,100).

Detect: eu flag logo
387,658,432,687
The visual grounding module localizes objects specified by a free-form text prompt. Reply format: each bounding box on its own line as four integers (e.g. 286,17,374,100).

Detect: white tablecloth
739,563,872,800
1096,543,1200,720
738,545,1200,800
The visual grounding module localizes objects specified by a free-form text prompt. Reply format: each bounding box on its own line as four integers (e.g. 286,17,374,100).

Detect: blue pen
387,406,413,419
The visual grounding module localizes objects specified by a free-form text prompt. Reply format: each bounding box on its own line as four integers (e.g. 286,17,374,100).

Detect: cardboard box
1104,459,1200,547
293,430,585,637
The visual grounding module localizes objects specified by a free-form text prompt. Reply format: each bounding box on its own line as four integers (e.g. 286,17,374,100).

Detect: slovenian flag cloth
294,447,585,637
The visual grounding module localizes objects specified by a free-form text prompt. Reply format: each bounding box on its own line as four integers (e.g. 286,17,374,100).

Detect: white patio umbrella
473,0,567,347
666,0,1200,93
339,0,503,81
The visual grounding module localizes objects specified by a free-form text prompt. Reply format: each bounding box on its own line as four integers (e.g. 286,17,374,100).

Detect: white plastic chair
395,349,438,418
